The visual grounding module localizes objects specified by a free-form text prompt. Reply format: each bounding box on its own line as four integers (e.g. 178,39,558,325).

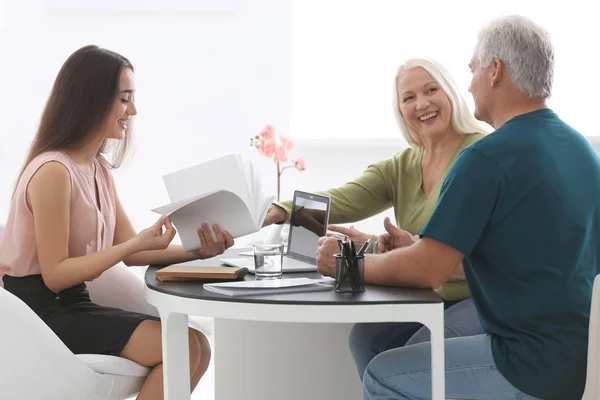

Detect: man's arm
363,148,503,289
316,235,463,289
365,237,464,289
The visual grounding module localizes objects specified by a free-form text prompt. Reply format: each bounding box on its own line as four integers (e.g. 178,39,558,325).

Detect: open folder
203,277,334,297
152,154,274,252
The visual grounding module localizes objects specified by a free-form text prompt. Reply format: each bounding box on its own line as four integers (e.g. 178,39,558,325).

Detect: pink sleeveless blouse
0,151,117,277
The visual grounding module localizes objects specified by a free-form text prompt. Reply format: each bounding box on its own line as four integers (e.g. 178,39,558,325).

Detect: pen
349,240,359,291
343,240,354,290
357,241,370,257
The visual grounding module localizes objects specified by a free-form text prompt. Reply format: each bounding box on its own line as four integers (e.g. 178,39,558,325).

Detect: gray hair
476,15,554,99
393,58,488,147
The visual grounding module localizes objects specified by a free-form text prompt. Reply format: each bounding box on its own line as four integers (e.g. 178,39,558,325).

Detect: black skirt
3,274,160,356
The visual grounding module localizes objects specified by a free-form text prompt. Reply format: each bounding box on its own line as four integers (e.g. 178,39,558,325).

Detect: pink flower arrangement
250,124,306,201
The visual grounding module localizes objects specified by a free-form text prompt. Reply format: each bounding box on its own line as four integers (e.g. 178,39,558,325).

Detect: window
291,0,598,141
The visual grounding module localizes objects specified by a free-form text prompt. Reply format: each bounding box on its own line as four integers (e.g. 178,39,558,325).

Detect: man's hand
377,217,417,253
316,236,340,278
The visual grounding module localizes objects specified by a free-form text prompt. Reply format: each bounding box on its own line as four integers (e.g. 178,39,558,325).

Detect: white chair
0,224,212,399
582,274,600,399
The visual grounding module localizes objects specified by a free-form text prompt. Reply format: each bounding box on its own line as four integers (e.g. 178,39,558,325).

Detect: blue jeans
363,334,541,400
350,298,483,380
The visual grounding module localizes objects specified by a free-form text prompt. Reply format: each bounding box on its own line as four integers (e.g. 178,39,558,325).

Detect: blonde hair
393,58,488,147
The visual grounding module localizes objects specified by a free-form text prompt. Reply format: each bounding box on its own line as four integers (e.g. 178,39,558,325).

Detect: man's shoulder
455,141,495,164
448,144,506,186
463,129,516,162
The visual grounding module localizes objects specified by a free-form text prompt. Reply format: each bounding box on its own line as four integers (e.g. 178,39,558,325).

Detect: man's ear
490,58,504,88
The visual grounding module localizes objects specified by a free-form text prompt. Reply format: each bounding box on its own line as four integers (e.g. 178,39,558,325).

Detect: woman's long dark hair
17,45,134,185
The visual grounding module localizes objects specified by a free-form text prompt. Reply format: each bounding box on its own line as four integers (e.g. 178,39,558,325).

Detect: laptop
220,190,331,273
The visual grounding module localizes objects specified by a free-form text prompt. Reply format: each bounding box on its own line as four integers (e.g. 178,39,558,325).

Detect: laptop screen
287,191,331,264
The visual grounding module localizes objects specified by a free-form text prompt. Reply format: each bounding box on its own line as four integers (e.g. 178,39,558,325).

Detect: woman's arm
28,162,161,292
266,157,397,226
112,189,233,267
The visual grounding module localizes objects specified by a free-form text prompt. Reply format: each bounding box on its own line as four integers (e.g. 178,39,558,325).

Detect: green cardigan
276,133,485,301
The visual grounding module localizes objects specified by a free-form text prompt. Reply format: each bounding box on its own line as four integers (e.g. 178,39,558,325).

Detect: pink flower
293,158,306,171
273,144,288,163
259,124,276,140
250,123,307,201
258,138,276,158
279,135,294,152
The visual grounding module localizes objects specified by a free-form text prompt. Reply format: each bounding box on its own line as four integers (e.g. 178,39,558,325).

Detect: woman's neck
64,137,104,167
421,130,464,166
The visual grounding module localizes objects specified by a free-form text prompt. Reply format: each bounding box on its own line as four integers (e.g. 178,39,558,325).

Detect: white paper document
152,154,274,252
203,277,335,297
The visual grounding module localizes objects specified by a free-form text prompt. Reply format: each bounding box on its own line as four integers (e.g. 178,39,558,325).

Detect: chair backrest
0,285,104,399
582,274,600,400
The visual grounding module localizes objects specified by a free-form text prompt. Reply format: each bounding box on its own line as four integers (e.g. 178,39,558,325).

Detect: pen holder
334,253,365,293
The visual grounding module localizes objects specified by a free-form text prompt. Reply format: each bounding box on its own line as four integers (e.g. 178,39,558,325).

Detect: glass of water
253,243,284,279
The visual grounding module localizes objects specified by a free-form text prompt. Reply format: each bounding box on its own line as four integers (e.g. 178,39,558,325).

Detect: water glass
253,244,284,279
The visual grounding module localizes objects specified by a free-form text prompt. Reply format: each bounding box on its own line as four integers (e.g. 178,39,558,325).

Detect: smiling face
396,67,454,143
102,67,137,141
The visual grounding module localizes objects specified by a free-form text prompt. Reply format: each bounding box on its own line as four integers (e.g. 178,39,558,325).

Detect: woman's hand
377,217,417,253
327,225,372,242
262,205,287,227
133,216,177,252
191,223,235,259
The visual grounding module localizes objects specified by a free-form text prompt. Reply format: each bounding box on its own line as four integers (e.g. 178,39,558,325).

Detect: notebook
155,265,248,282
220,190,331,273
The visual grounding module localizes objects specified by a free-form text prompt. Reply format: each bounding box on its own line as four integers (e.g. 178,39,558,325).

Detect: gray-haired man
317,15,599,400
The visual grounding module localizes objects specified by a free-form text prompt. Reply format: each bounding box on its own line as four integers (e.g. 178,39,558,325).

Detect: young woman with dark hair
0,45,233,399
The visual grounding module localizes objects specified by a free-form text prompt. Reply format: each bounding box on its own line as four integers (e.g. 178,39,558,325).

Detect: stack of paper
152,154,275,252
203,277,334,297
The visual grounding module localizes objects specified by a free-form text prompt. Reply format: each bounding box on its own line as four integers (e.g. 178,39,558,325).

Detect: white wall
1,0,599,244
0,0,291,244
291,0,600,141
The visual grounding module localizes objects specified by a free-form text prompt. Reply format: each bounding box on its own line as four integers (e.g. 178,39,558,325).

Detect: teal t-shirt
421,109,600,400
